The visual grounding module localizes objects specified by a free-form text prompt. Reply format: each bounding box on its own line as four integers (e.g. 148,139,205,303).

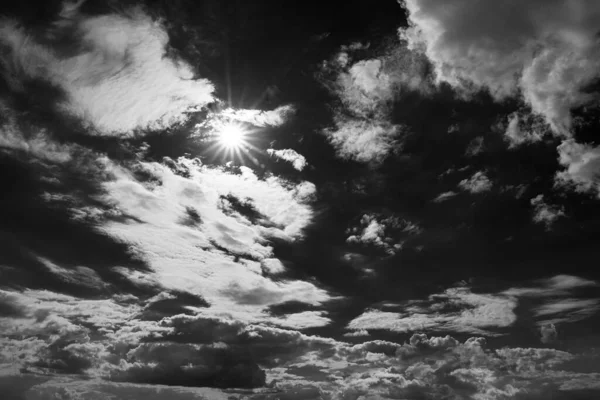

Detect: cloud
465,136,485,156
267,149,307,171
530,194,565,229
0,6,214,135
401,0,600,135
347,286,518,336
556,139,600,196
348,275,600,337
540,323,558,344
96,158,330,318
458,171,492,193
432,190,458,203
218,105,295,128
504,113,543,148
319,43,426,164
325,118,401,163
346,214,421,256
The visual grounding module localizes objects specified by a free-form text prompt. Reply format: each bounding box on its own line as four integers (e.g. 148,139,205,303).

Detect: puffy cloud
0,6,214,135
319,42,428,164
345,214,421,255
325,118,401,163
458,171,493,193
504,113,543,148
267,149,308,171
530,194,565,229
556,139,600,196
401,0,600,135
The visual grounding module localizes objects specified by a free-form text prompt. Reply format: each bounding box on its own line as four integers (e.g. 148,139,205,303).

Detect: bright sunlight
218,123,246,148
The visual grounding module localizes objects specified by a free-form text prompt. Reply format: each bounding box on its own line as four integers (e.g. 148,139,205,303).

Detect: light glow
218,123,246,149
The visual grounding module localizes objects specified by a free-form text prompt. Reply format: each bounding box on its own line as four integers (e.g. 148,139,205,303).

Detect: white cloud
432,191,458,203
320,43,427,164
504,113,543,148
556,139,600,196
346,214,421,256
347,287,517,336
530,194,565,229
325,118,401,163
219,105,295,127
401,0,600,135
96,158,329,319
0,7,214,135
458,171,492,193
348,275,600,337
267,149,307,171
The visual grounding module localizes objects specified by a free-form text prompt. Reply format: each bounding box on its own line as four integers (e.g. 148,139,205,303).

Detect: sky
1,0,600,399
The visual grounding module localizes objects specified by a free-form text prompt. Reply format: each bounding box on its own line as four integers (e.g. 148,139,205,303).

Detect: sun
218,123,246,148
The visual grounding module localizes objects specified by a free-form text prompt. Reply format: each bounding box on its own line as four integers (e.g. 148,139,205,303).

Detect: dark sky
1,0,600,399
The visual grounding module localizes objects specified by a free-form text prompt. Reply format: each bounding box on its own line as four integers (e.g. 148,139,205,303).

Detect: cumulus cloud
346,214,421,255
267,149,307,171
319,42,427,164
0,6,214,135
530,194,565,229
458,171,492,193
556,139,600,196
401,0,600,135
325,118,401,163
504,113,543,148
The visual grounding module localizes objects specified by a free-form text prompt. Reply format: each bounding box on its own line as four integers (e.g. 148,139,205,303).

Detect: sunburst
202,120,261,165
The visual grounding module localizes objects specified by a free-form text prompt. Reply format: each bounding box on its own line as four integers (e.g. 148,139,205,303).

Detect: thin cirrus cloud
0,6,214,135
